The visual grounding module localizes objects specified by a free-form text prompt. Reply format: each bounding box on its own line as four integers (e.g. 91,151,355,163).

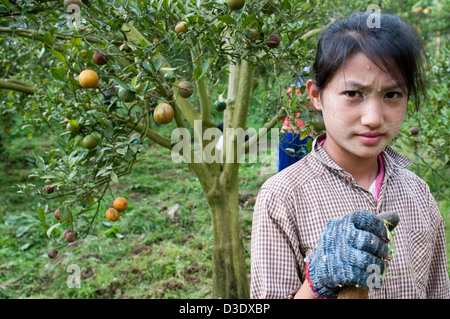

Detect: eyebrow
344,81,404,92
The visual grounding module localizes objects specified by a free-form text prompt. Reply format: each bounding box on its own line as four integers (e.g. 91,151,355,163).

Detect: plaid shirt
250,133,450,299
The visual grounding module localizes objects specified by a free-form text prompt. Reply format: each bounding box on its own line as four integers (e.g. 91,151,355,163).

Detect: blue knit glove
306,210,391,299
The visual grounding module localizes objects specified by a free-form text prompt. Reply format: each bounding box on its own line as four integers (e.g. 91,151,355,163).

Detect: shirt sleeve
426,192,450,298
250,187,304,299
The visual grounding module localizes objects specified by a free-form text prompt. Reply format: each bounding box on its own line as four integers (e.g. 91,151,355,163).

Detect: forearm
294,281,318,299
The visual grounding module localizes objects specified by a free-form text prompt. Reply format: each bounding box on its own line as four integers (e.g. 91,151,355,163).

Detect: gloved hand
306,210,392,299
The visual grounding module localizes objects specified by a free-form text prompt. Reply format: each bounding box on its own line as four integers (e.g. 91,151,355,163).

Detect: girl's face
307,52,408,161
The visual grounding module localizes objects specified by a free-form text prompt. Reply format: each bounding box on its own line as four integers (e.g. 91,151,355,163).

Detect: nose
360,96,384,128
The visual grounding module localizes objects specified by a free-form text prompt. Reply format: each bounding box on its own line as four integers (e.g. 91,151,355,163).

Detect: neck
322,140,379,190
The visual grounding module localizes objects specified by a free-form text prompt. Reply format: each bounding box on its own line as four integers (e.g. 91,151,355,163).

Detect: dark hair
312,12,426,108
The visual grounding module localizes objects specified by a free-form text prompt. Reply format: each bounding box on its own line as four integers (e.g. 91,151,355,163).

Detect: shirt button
345,175,352,182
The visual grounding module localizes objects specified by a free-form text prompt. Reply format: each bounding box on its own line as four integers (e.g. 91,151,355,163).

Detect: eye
345,91,361,98
385,92,403,99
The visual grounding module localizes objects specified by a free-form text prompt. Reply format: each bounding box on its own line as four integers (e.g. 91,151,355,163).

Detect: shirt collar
311,133,412,176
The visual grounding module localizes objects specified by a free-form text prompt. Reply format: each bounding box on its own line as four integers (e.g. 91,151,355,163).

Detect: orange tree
0,0,318,298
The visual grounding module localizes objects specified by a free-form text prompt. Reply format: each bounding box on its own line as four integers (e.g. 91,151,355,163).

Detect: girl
250,12,449,299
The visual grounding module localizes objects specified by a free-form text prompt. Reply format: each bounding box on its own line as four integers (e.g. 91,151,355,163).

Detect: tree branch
0,78,43,94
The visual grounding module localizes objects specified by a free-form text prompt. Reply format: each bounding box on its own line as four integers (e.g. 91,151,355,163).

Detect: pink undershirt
319,139,385,202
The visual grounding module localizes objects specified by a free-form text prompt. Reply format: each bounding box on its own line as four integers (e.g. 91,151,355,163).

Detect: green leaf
0,0,9,9
154,58,162,71
201,59,210,78
46,223,60,238
110,171,118,184
111,77,133,91
143,62,153,74
217,15,237,25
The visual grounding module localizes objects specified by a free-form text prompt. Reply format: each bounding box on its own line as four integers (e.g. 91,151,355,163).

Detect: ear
306,79,323,111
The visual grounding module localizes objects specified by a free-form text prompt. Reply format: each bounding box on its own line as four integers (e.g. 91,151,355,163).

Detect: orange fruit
249,29,260,42
154,103,174,124
82,134,100,150
178,81,194,98
227,0,245,10
175,21,188,34
113,197,128,212
106,207,120,221
79,70,99,88
48,248,58,259
267,33,281,48
93,50,109,65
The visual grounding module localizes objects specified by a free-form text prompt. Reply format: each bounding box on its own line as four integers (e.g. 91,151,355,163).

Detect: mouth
355,132,384,144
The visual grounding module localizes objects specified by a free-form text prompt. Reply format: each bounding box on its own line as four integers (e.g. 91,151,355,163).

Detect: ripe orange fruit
227,0,245,11
179,81,194,98
106,207,120,221
113,197,128,212
79,70,99,88
154,103,174,124
175,21,188,34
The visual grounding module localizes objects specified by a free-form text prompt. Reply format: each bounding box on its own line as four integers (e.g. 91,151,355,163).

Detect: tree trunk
206,177,249,299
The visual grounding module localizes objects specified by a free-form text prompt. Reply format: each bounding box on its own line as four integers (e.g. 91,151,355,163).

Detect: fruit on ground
154,103,174,124
175,21,188,34
93,50,109,65
227,0,245,10
79,70,99,88
118,87,136,102
266,33,281,48
410,127,419,135
179,81,194,98
106,207,120,221
82,134,100,150
113,197,128,211
54,209,60,220
45,185,54,194
48,249,58,259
